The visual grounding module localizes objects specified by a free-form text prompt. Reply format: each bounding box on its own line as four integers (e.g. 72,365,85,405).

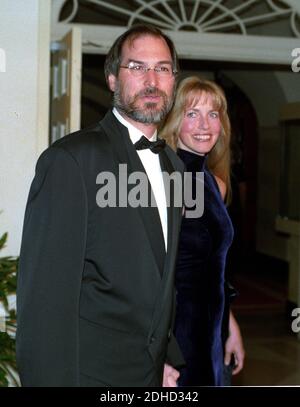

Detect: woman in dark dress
161,76,244,386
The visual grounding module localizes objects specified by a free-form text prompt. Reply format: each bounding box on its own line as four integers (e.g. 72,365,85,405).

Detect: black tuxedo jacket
16,111,185,387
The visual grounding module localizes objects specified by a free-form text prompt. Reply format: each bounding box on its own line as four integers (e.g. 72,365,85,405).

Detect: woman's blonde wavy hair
160,76,231,203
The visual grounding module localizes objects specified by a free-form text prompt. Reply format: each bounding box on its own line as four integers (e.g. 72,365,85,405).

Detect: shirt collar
112,107,157,144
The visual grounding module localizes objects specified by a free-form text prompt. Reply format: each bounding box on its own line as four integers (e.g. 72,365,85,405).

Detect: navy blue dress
175,148,234,386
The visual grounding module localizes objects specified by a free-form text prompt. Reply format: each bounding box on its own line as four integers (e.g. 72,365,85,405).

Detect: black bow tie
134,135,166,154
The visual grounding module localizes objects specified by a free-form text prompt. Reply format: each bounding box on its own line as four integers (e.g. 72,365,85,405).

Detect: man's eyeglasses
119,61,177,77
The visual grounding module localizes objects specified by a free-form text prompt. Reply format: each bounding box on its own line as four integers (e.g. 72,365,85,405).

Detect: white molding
51,0,300,65
51,23,299,65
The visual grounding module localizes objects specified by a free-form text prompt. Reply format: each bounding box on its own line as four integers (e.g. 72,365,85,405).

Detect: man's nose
143,68,159,87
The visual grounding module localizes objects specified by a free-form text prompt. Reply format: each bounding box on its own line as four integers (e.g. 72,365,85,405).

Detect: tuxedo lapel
99,111,165,275
99,111,131,165
147,148,182,349
123,136,166,276
99,113,183,362
159,149,174,259
159,148,181,269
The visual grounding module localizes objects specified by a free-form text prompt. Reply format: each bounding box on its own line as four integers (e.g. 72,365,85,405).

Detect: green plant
0,232,18,387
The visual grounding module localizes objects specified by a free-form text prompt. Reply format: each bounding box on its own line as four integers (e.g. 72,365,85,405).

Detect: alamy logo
0,48,6,73
291,308,300,333
291,48,300,73
95,164,204,219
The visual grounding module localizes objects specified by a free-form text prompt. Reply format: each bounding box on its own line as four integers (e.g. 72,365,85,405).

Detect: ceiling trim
51,0,300,65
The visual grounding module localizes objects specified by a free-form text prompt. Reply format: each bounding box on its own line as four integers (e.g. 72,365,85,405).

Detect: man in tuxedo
16,24,185,387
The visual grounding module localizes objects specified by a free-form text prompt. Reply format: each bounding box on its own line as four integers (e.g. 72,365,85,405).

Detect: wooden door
50,27,82,143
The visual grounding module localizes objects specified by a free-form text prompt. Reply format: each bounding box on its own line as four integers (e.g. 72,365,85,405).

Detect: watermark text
291,308,300,333
95,165,204,219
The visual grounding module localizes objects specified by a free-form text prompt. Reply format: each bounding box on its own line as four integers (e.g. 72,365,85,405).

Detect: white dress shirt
113,108,168,251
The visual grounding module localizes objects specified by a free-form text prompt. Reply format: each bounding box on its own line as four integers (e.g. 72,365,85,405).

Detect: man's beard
113,81,174,124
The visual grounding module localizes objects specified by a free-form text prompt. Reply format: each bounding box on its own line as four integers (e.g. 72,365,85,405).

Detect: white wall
0,0,50,256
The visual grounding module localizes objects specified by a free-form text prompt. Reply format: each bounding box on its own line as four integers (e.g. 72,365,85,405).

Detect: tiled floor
230,254,300,386
232,311,300,386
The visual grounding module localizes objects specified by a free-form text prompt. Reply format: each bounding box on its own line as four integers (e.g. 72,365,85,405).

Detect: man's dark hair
104,24,179,84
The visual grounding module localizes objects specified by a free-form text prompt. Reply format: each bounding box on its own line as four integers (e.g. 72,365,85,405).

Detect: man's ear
108,74,117,92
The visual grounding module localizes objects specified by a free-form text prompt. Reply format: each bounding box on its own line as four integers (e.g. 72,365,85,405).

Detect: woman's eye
186,111,197,118
210,112,219,118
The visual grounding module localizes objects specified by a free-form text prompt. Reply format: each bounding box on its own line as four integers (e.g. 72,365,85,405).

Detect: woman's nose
198,115,209,129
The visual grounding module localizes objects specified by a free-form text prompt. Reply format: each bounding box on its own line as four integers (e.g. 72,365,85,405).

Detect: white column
0,0,50,257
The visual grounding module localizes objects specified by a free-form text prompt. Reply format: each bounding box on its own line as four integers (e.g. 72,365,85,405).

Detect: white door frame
51,0,300,65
